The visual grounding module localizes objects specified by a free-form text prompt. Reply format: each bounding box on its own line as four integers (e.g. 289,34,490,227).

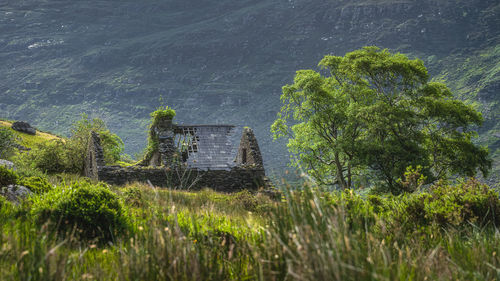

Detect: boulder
0,159,15,170
11,121,36,135
0,185,32,204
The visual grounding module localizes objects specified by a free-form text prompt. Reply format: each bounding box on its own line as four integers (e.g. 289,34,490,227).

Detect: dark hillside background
0,0,499,180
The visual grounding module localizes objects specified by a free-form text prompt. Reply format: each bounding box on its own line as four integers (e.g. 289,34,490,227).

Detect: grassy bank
1,178,499,281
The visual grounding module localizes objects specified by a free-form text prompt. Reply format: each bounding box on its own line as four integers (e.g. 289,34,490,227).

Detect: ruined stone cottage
84,114,267,191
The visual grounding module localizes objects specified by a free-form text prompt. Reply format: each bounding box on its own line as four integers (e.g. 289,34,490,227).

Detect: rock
0,185,32,204
11,121,36,135
0,159,15,170
13,143,30,151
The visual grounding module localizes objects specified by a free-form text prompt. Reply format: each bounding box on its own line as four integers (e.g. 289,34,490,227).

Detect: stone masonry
84,117,268,191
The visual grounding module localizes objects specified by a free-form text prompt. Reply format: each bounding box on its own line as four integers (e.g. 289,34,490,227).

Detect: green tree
272,47,491,193
20,114,124,174
67,114,124,171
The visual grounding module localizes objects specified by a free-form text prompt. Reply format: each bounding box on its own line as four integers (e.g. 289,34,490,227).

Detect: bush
338,190,378,229
0,127,16,159
21,140,69,174
31,182,130,242
150,106,176,124
0,195,14,220
393,179,500,231
426,179,500,227
0,195,7,209
15,115,124,174
0,165,18,187
121,187,144,207
18,176,52,194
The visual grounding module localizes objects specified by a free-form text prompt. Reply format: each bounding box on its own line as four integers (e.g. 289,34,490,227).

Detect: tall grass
1,182,499,280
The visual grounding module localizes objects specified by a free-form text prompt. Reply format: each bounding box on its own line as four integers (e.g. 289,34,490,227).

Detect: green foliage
0,195,5,209
68,113,124,167
396,165,427,193
15,114,124,174
121,186,144,207
0,127,16,159
1,178,500,280
30,181,130,242
0,195,14,220
18,176,52,194
143,106,176,162
19,139,69,174
387,179,500,234
426,179,500,227
272,46,492,193
0,165,18,187
150,106,176,125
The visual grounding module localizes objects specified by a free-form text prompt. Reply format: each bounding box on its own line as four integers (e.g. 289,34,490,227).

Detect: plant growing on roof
150,106,176,125
143,106,177,163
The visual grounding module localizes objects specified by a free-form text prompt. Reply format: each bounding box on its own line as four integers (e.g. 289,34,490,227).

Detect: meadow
1,174,499,281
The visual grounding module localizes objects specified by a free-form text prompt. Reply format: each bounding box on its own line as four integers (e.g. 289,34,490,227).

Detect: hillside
0,0,499,178
0,120,61,148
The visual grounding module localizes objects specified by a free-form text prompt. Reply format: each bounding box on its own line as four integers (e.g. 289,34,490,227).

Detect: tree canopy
271,47,491,193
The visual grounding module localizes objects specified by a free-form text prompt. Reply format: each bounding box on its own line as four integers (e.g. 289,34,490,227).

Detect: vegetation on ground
3,115,124,175
0,127,16,159
17,176,52,194
0,173,499,280
0,166,18,187
30,181,130,243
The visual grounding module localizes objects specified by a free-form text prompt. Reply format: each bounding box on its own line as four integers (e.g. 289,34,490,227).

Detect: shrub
121,187,144,207
0,195,14,219
0,195,7,209
0,165,18,187
0,127,16,159
15,115,124,174
18,176,52,194
339,190,378,229
426,179,500,227
150,106,176,124
31,182,130,242
22,140,69,174
392,179,500,231
66,114,124,169
143,106,176,161
233,190,259,211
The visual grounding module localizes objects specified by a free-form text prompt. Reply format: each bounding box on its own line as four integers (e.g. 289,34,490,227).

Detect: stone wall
84,129,269,191
84,131,104,181
97,166,267,192
236,127,263,168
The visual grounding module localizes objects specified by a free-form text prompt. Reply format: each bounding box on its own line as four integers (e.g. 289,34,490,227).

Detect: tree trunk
334,152,347,190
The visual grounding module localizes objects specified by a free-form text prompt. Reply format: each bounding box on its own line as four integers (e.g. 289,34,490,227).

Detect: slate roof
175,125,238,170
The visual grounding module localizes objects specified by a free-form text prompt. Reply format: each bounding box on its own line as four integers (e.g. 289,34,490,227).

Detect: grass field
1,178,499,281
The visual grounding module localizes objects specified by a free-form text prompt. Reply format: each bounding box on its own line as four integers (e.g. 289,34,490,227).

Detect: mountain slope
0,0,499,179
